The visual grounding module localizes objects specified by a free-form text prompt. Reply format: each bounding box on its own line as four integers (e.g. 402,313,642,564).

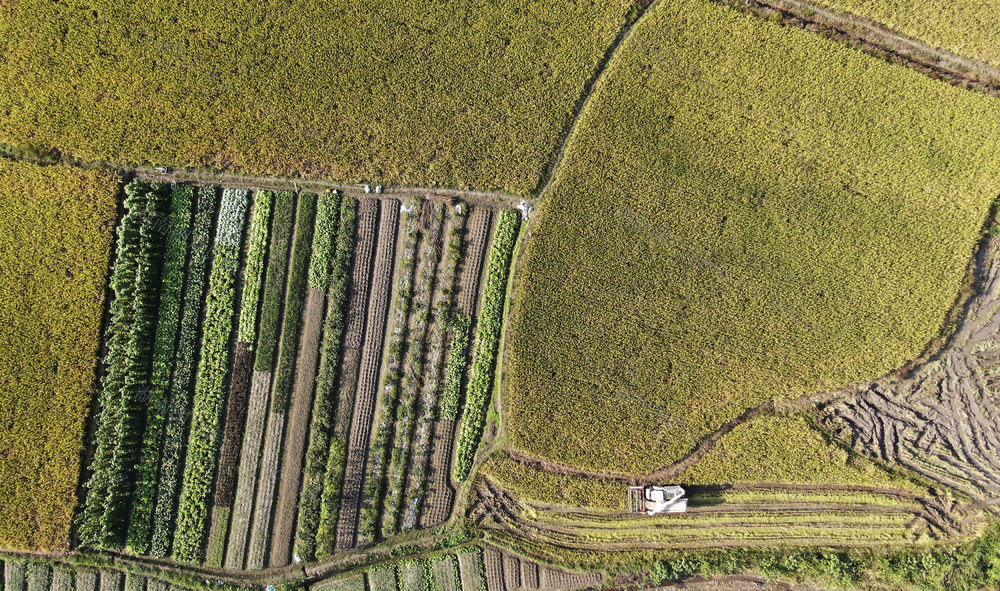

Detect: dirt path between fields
269,287,326,566
725,0,1000,95
500,381,859,485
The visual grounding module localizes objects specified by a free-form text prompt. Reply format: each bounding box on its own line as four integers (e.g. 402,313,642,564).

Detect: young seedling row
79,180,521,569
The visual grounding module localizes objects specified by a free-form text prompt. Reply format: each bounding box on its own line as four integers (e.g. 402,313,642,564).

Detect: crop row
454,209,520,482
126,184,195,554
272,193,318,411
359,200,421,543
439,315,471,420
297,196,356,562
78,179,146,547
80,180,170,548
309,191,343,291
103,183,171,544
382,202,446,537
238,191,274,346
255,190,296,372
172,188,249,562
150,186,218,557
401,207,467,530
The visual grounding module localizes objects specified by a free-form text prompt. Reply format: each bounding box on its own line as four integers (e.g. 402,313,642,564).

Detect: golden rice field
0,160,118,550
818,0,1000,69
504,0,1000,475
0,0,635,194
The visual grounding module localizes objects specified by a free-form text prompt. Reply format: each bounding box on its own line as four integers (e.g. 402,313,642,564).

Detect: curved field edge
503,0,1000,475
809,0,1000,71
0,0,638,195
0,160,119,551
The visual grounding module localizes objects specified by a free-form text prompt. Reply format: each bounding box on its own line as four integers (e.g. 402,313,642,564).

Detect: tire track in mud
824,239,1000,508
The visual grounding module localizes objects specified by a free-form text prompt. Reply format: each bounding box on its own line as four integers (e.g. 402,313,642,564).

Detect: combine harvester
628,485,688,515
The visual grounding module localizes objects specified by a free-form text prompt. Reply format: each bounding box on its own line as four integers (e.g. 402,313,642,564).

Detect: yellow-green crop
506,0,1000,474
0,0,634,195
0,160,118,550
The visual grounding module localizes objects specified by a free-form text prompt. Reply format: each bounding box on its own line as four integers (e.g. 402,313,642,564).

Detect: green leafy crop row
454,209,520,482
173,188,249,562
238,191,275,346
150,187,217,557
297,197,356,562
127,184,195,554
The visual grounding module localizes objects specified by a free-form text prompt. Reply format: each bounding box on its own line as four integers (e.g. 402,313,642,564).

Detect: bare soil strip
246,407,286,569
225,370,272,568
203,342,254,565
270,287,326,566
457,551,486,591
335,200,400,551
431,556,459,591
483,547,504,591
825,237,1000,507
456,208,492,316
333,199,380,439
403,209,465,530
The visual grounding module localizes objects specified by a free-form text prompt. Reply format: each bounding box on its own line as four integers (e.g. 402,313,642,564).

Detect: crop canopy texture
0,160,118,550
506,0,1000,474
0,0,634,194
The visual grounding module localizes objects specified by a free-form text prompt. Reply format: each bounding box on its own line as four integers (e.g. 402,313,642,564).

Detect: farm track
124,166,525,211
270,287,327,566
719,0,1000,97
335,200,400,551
469,479,984,555
225,370,272,569
824,236,1000,508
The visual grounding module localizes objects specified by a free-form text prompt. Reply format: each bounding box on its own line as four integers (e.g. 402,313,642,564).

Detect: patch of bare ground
225,370,272,569
403,207,465,530
270,287,326,566
335,200,400,551
824,237,1000,508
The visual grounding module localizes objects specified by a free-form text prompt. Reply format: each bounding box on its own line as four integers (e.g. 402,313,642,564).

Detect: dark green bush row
296,197,356,562
454,209,520,482
237,190,274,346
254,190,295,372
315,436,346,559
149,186,218,557
79,180,151,548
271,193,317,411
126,184,195,554
308,191,342,291
439,315,471,420
102,183,171,546
359,202,420,543
172,188,249,562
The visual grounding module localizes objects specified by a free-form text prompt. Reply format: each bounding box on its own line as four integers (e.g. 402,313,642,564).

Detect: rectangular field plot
77,179,519,569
